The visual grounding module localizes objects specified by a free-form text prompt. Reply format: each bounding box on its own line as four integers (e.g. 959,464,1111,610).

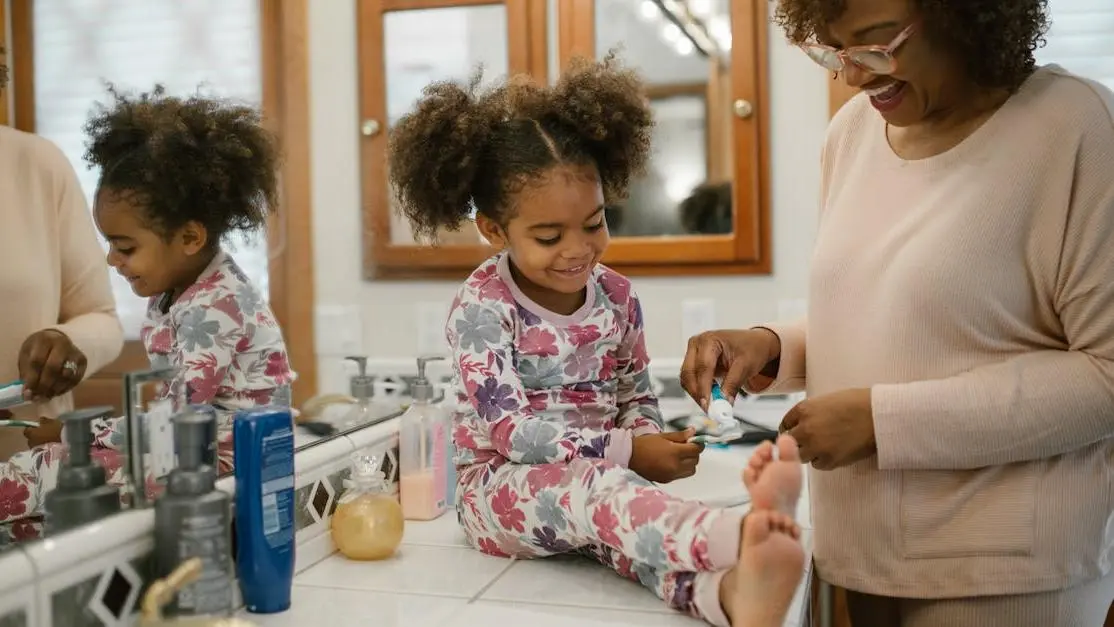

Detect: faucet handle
345,356,369,377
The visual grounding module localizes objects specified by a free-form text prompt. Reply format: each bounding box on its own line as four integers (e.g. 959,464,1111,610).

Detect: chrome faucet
122,367,176,508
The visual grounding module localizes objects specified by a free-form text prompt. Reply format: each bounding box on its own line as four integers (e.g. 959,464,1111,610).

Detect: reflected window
384,5,508,245
31,0,267,338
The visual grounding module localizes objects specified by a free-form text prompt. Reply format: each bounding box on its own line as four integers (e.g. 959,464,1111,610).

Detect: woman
682,0,1114,624
0,60,124,460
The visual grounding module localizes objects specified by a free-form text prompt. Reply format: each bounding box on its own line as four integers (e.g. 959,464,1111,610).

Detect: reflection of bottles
339,356,376,429
332,452,404,561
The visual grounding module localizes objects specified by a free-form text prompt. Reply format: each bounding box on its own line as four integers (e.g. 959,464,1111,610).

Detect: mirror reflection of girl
85,85,297,474
389,55,804,626
26,86,296,476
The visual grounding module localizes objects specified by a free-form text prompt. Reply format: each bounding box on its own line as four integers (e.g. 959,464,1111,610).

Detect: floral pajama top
447,253,663,480
0,251,295,546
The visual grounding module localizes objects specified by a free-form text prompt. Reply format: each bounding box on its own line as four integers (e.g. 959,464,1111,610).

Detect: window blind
1038,0,1114,91
31,0,269,339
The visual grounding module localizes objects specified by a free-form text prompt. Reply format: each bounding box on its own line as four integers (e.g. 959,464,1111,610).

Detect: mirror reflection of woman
0,56,125,544
683,0,1114,624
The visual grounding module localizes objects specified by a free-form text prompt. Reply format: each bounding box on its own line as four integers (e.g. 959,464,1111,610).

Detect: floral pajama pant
457,457,742,625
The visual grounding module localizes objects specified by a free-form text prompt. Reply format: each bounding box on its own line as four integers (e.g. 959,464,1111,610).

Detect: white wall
307,0,829,392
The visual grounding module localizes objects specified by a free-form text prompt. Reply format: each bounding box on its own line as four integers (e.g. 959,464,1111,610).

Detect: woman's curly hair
388,52,654,241
773,0,1049,91
84,85,280,242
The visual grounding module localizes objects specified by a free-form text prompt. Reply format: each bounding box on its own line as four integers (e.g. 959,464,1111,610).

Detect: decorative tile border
294,441,400,534
356,358,691,400
49,553,149,627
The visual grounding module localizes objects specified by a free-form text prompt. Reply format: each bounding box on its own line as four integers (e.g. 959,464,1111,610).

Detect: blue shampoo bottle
234,407,296,613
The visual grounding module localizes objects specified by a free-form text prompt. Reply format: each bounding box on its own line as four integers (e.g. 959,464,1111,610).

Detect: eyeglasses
800,23,917,75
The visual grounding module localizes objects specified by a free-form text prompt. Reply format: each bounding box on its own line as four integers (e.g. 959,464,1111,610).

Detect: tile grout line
466,556,518,604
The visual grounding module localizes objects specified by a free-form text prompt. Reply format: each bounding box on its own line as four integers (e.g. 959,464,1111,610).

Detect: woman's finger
779,403,803,434
18,337,52,398
37,342,69,400
49,349,86,398
680,334,723,410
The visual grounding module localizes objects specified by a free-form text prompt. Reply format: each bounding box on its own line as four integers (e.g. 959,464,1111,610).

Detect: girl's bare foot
723,510,806,627
743,435,802,517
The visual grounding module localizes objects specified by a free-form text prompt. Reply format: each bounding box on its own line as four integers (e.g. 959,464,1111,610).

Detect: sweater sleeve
614,293,663,437
748,320,807,394
47,151,123,375
872,122,1114,471
447,296,628,466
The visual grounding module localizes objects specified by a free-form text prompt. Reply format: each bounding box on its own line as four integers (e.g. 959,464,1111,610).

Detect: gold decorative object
139,558,259,627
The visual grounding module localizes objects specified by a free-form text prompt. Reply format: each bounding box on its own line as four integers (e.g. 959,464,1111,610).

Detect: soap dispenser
44,406,122,535
154,408,234,617
398,355,449,520
331,451,405,560
338,356,376,429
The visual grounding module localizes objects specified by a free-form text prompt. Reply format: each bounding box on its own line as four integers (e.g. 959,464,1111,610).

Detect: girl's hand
629,429,704,483
18,329,88,401
680,328,781,410
24,417,63,448
779,388,876,470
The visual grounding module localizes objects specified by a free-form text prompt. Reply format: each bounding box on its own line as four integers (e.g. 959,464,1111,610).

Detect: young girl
83,85,295,472
389,56,803,627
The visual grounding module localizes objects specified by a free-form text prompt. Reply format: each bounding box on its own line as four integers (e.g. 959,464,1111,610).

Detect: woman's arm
448,296,631,466
49,151,123,375
614,293,663,436
873,130,1114,471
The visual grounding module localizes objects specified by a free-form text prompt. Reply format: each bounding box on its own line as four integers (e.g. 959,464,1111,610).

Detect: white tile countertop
240,445,813,627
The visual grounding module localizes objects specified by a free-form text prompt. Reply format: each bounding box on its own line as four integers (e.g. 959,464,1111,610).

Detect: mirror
594,0,734,238
383,4,510,246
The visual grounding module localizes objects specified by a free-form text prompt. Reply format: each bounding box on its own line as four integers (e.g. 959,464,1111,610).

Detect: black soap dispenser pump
44,406,122,535
153,408,234,616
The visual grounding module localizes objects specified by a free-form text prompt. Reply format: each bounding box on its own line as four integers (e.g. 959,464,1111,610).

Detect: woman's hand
780,388,876,470
18,329,88,401
24,417,63,448
681,328,781,410
629,429,704,483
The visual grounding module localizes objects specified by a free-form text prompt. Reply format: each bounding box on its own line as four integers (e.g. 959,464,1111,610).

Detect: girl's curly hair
84,85,280,243
388,52,654,241
773,0,1049,91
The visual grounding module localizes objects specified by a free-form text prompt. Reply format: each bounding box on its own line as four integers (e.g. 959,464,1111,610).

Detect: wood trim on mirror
360,0,772,280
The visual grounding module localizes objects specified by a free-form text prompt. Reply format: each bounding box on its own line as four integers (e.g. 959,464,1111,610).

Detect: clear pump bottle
398,356,449,520
331,452,404,560
338,356,376,429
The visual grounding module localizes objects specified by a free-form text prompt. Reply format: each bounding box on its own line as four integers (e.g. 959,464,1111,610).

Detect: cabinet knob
732,99,754,119
361,119,381,137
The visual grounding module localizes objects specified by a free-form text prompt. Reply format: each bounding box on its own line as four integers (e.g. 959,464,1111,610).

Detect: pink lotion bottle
398,356,449,520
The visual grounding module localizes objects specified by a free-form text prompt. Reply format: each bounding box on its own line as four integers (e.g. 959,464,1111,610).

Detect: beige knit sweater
764,65,1114,598
0,126,123,459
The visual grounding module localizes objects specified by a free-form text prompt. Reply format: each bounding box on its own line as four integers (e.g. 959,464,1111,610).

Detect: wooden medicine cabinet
357,0,772,279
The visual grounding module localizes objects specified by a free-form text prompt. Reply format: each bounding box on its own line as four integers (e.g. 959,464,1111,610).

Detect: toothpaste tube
689,382,743,444
0,381,26,410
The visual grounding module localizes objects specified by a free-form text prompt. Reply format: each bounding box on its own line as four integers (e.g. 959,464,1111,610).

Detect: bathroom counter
295,398,412,449
242,445,813,627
